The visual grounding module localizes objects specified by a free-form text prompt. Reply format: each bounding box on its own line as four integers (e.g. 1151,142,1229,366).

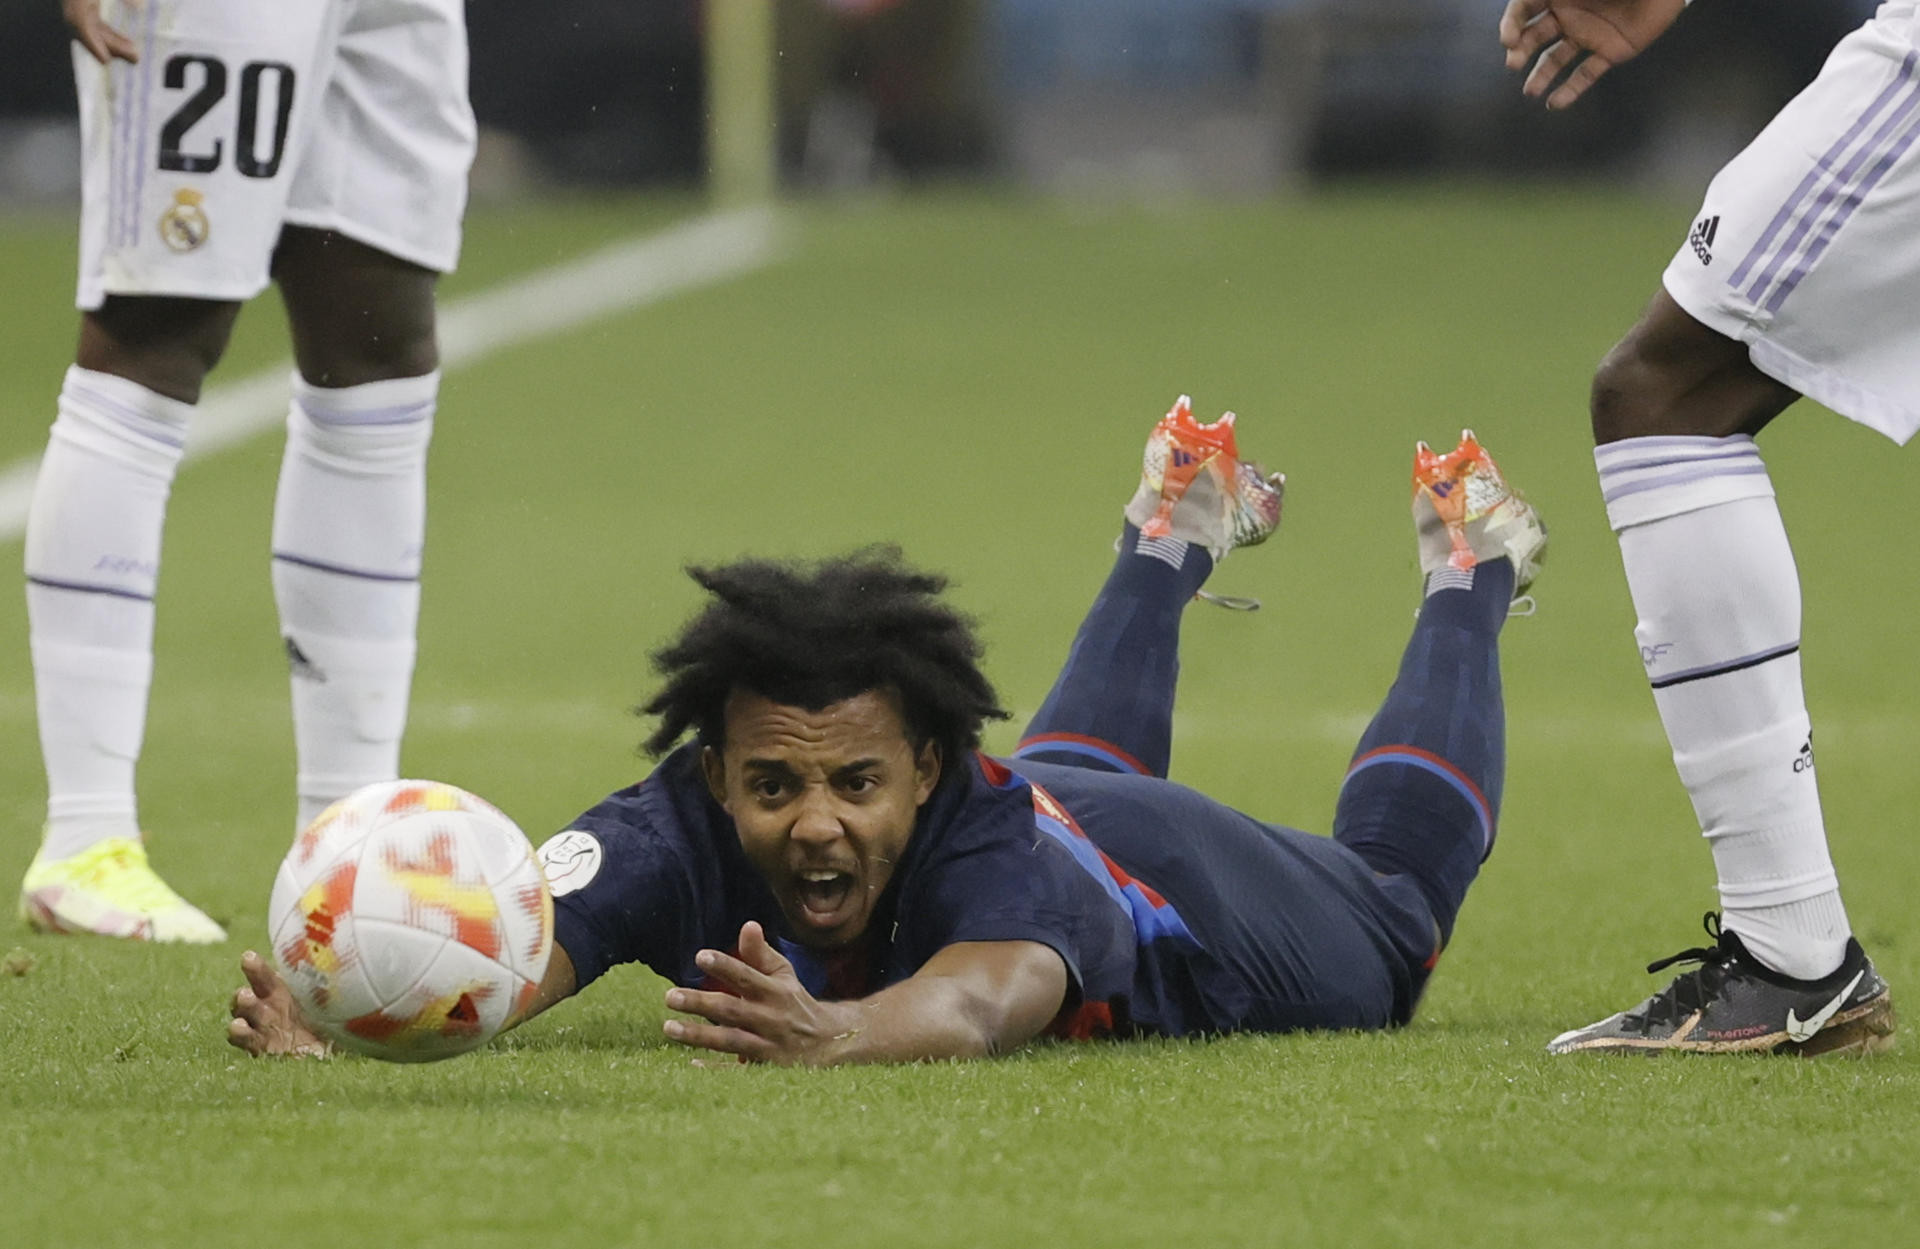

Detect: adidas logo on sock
285,636,328,683
1793,733,1815,774
1689,215,1720,265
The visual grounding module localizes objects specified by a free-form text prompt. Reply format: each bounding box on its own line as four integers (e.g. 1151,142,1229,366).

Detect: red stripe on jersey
1029,782,1173,910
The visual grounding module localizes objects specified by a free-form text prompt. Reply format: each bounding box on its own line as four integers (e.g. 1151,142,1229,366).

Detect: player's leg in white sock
1596,435,1848,980
25,366,188,859
271,371,436,832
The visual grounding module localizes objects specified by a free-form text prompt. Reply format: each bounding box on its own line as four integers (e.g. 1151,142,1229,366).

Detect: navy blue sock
1014,525,1212,778
1331,558,1512,942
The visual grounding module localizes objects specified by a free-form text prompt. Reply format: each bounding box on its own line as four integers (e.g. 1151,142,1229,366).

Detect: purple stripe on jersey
1755,83,1920,293
271,552,420,583
1765,102,1920,314
111,53,134,248
129,2,159,249
1748,67,1920,306
1599,462,1772,505
1728,51,1919,292
1728,49,1920,291
1648,640,1800,689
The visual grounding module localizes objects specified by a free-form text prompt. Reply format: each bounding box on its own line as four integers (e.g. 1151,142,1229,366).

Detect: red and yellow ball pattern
268,780,553,1062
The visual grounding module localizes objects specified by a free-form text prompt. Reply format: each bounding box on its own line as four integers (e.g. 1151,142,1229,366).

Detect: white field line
0,204,782,542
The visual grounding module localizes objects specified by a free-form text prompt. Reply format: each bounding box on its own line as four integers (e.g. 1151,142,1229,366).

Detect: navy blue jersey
550,746,1439,1037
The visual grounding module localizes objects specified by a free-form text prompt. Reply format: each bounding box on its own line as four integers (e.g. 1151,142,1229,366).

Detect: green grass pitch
1,188,1916,1248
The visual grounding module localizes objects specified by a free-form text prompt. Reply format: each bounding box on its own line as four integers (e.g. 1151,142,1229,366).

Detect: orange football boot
1411,430,1547,594
1125,395,1284,561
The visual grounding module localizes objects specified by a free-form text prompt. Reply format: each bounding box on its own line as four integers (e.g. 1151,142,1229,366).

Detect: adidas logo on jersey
1689,215,1720,265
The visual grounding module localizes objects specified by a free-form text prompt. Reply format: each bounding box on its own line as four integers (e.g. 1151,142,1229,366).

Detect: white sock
272,371,435,832
1597,435,1850,980
25,366,190,859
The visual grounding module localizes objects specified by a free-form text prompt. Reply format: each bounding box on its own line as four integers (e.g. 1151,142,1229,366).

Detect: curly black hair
640,547,1010,763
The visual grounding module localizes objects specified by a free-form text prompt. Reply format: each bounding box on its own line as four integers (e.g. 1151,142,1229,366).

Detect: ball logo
538,830,603,897
158,188,211,253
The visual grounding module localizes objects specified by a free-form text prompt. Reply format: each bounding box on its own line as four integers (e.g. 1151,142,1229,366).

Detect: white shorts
75,0,474,311
1663,3,1920,443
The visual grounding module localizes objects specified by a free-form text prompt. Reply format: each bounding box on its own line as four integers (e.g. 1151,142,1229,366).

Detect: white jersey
74,0,474,310
1662,3,1920,443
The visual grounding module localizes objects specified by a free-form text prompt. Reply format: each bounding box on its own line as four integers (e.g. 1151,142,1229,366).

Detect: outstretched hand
64,0,140,65
662,922,862,1066
227,950,333,1058
1498,0,1686,109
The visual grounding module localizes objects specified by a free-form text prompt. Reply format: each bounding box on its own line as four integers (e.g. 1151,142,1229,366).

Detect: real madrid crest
158,188,211,253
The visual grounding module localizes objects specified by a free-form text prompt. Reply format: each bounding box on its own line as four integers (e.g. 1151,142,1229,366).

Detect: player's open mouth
792,869,856,927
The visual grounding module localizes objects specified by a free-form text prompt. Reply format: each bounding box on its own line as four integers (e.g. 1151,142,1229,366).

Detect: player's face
702,688,941,951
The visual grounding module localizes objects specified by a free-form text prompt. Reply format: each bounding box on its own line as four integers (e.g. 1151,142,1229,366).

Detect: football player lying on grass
230,397,1546,1065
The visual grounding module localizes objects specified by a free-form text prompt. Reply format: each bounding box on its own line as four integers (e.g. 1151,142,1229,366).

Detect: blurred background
0,0,1879,205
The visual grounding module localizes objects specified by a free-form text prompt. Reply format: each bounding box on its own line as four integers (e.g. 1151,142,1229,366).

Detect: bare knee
1589,337,1664,446
273,227,440,388
75,296,242,404
1589,331,1706,446
1588,289,1797,446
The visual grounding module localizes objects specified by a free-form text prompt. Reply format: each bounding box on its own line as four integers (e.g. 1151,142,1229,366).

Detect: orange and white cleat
1411,430,1547,595
1125,395,1285,562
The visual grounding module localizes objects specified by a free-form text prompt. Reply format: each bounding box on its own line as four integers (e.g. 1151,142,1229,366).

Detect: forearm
806,974,1029,1066
800,940,1067,1065
663,933,1069,1066
506,943,578,1030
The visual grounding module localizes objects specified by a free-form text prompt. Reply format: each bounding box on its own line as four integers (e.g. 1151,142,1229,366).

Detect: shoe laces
1411,593,1539,622
1630,912,1739,1027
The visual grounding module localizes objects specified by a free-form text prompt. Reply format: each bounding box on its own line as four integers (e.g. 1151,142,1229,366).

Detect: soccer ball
268,780,553,1062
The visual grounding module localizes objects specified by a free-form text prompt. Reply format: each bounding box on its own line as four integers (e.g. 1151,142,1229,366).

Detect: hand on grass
227,950,333,1059
1498,0,1686,109
64,0,140,65
662,921,860,1066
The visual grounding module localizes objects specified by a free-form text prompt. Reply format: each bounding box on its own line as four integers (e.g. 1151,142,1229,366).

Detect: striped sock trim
1013,732,1152,776
1595,435,1775,530
1343,745,1496,859
1132,532,1188,570
1424,566,1475,597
